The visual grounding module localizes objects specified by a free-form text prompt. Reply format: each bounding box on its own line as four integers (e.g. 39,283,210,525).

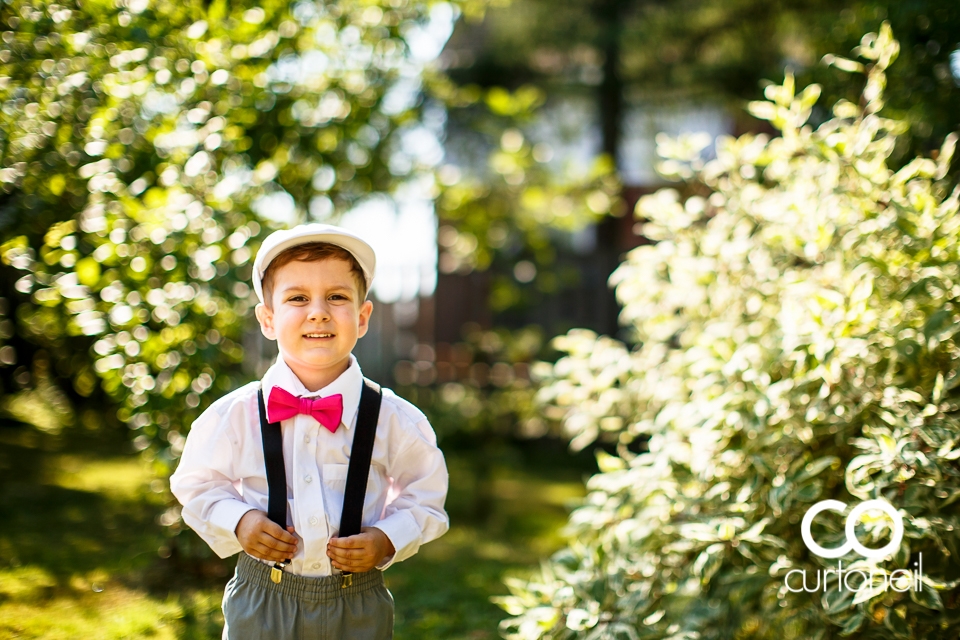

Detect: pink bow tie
267,387,344,433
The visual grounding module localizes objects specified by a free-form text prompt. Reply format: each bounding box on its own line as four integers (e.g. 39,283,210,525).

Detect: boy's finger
262,542,295,560
330,554,373,572
258,531,297,551
328,534,366,549
265,544,298,558
259,532,298,554
265,541,298,556
254,544,288,561
331,558,366,572
326,546,364,561
263,521,298,544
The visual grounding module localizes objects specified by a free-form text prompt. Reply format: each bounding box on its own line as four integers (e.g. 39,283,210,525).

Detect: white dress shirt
170,355,449,577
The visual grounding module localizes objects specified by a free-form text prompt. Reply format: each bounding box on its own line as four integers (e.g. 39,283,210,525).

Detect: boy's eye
330,294,347,301
288,295,307,302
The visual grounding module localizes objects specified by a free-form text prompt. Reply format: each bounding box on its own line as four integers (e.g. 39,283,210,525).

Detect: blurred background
0,0,958,638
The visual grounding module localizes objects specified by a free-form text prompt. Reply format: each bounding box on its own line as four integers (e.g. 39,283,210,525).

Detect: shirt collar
261,354,364,430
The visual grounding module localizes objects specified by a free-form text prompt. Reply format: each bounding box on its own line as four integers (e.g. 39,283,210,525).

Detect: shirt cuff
371,511,421,570
208,499,257,557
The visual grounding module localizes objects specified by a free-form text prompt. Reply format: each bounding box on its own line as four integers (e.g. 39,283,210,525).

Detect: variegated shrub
499,24,960,640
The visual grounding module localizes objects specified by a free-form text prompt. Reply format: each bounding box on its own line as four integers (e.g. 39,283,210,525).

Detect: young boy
171,224,449,639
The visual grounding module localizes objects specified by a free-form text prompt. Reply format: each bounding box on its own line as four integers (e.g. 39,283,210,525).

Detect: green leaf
793,481,823,502
851,581,887,605
75,258,101,288
747,101,778,122
822,54,866,74
910,582,944,610
796,456,839,483
839,612,866,636
693,543,725,585
823,587,857,616
933,372,945,404
596,450,626,472
883,605,912,638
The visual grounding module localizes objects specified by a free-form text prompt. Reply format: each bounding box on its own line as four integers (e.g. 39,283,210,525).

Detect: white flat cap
252,223,376,303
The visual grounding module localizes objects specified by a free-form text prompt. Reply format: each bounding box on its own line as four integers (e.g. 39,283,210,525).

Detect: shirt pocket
321,462,385,534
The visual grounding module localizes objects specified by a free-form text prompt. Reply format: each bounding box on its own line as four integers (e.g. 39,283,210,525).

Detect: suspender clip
341,572,353,588
271,561,287,584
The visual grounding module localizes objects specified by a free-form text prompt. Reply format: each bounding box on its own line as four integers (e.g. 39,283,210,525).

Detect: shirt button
304,475,313,483
304,435,311,444
313,562,321,569
309,516,319,526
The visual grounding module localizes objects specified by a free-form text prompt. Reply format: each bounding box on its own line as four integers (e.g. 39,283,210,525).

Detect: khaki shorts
222,554,394,640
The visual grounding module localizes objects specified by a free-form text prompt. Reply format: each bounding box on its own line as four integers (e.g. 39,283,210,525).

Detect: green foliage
432,83,621,308
0,0,616,473
447,0,960,167
0,0,483,472
498,25,960,639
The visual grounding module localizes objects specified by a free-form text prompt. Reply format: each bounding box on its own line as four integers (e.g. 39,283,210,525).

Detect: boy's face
255,257,373,390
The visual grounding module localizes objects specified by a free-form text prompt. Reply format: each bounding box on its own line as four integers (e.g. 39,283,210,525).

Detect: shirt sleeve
373,414,450,570
170,397,255,559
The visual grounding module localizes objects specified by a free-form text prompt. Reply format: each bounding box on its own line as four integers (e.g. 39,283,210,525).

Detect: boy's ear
357,299,373,339
255,303,277,340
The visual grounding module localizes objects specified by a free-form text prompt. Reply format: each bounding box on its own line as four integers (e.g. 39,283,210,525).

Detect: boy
171,224,449,640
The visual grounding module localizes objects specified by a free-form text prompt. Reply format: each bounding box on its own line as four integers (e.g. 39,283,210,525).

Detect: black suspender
257,388,288,530
256,378,383,585
339,379,382,538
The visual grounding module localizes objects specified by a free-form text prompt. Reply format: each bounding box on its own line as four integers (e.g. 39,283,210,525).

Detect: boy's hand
235,510,299,562
326,526,396,573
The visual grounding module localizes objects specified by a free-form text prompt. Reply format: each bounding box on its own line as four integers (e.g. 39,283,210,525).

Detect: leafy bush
0,0,615,474
0,0,476,473
498,25,960,640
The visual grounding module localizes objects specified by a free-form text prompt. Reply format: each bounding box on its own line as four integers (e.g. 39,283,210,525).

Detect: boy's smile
255,257,373,392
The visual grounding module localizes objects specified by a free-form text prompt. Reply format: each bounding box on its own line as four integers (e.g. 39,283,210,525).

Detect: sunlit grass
387,449,589,639
0,588,220,640
0,424,222,639
0,422,588,639
53,456,156,500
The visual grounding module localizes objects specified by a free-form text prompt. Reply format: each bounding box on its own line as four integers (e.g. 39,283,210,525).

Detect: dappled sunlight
0,428,164,581
0,420,585,638
0,425,224,638
1,0,957,638
0,584,218,640
53,456,155,500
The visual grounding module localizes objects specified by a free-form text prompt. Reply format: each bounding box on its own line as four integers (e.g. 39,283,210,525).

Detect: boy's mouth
303,332,335,339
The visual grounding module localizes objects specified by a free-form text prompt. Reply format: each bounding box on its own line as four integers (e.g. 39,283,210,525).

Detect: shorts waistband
236,553,385,602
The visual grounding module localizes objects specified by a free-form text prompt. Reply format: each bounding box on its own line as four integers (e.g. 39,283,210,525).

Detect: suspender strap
258,387,288,530
339,379,382,538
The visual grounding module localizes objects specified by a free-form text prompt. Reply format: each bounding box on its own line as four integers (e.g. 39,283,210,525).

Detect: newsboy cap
251,223,376,303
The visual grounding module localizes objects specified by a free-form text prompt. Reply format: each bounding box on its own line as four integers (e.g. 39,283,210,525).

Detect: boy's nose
307,303,331,321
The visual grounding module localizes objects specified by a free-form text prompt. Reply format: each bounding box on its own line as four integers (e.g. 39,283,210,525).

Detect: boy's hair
261,242,368,307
